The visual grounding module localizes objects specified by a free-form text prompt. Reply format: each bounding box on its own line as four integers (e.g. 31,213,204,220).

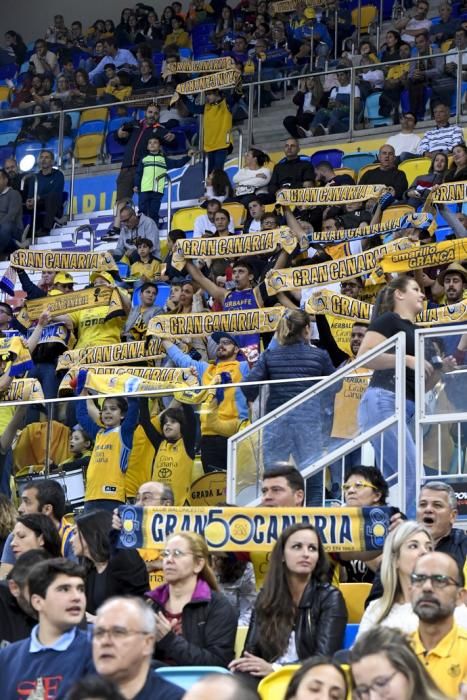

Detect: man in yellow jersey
0,479,75,579
411,551,467,698
59,271,130,349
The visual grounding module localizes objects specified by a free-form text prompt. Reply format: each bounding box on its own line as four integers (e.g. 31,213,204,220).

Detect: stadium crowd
0,0,466,698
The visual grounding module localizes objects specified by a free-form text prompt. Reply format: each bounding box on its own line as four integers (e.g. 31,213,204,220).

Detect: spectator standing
92,597,184,700
0,558,93,700
0,168,22,255
229,524,347,684
359,144,408,200
182,88,235,171
134,136,167,225
25,150,65,235
417,103,465,156
411,552,467,698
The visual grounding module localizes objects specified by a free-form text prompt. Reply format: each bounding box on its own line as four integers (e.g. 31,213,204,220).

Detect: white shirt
401,18,432,45
330,83,361,99
357,600,467,640
386,132,422,156
193,213,235,238
248,219,262,232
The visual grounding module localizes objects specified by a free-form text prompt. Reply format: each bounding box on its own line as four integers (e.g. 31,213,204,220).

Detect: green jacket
135,153,167,193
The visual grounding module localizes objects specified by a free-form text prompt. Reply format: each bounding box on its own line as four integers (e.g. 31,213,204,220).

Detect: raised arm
184,261,226,303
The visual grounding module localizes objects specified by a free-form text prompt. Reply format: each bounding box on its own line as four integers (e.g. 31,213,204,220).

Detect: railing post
68,156,76,223
21,174,38,247
349,66,356,140
334,9,338,60
247,84,254,148
166,174,173,231
256,60,262,117
356,0,362,45
57,110,64,167
456,47,463,122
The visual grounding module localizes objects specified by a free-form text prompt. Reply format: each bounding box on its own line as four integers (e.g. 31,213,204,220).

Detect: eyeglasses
410,573,460,589
342,480,377,492
161,548,191,559
92,626,150,641
354,671,398,699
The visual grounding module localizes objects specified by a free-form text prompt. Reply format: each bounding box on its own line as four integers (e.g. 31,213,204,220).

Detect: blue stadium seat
364,92,392,127
341,152,377,172
0,64,17,81
108,116,130,133
0,119,22,134
45,136,74,161
0,133,19,147
15,140,44,166
0,144,14,166
343,623,359,649
132,282,170,308
400,87,431,120
78,120,106,136
105,132,126,163
69,111,81,135
155,666,230,690
310,148,344,169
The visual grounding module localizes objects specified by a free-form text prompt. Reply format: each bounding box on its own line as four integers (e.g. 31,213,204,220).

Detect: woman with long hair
444,143,467,183
212,553,256,626
229,524,347,683
379,29,401,63
4,30,27,65
146,532,238,667
358,521,467,636
405,152,449,208
284,656,348,700
71,510,148,617
11,514,61,559
357,276,428,516
232,148,272,205
350,627,449,700
283,77,325,139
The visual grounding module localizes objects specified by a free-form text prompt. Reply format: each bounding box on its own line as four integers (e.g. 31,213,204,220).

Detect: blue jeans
138,191,163,224
358,386,416,517
311,107,350,134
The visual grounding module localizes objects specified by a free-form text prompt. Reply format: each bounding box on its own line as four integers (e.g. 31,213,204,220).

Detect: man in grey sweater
0,169,22,255
113,203,160,261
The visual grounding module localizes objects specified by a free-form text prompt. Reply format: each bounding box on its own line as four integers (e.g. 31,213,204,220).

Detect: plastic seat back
310,148,344,169
258,665,301,700
155,666,230,690
339,583,372,623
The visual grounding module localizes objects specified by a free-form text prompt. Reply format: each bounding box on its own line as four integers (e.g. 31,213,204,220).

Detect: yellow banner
118,505,392,552
56,339,163,371
309,213,433,243
265,239,412,295
188,472,227,506
0,335,33,376
276,185,384,207
59,365,194,396
171,227,297,270
147,307,286,338
10,249,117,272
432,181,467,203
0,378,44,402
164,57,235,75
308,289,467,326
171,69,241,105
271,0,333,12
381,239,467,274
82,366,199,397
17,287,124,328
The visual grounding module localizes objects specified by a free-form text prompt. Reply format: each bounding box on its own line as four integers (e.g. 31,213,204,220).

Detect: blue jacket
241,340,334,412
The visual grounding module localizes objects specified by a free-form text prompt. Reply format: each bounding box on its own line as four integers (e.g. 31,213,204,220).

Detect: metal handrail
68,156,76,223
157,173,173,231
230,126,244,169
20,173,38,247
72,224,95,251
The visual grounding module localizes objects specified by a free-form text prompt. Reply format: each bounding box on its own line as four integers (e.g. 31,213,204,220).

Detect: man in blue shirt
0,558,93,700
89,37,138,86
93,597,183,700
26,150,65,235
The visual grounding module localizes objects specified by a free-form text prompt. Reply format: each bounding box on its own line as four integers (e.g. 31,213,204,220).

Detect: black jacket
117,120,171,168
359,166,408,201
148,580,238,667
0,583,36,646
85,549,149,615
366,527,467,605
244,579,347,661
268,156,315,194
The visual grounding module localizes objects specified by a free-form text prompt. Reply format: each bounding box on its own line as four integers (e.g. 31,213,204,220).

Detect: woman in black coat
229,523,347,685
443,143,467,183
71,510,149,618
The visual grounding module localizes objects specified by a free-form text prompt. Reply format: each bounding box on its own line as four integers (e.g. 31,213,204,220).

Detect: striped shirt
417,123,465,155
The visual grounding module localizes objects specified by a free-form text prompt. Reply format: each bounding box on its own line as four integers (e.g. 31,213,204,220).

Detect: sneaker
101,226,120,241
312,125,327,136
297,126,311,138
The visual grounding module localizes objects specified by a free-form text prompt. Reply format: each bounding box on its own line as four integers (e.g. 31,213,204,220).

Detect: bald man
183,674,260,700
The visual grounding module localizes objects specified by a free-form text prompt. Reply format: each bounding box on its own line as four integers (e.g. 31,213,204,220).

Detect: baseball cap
54,272,74,285
90,270,114,285
211,331,240,347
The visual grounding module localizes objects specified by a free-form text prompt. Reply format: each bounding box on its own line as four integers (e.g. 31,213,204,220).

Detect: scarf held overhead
170,69,241,105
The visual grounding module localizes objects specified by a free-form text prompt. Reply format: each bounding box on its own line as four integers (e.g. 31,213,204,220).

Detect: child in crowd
75,388,139,512
133,136,167,224
129,237,163,284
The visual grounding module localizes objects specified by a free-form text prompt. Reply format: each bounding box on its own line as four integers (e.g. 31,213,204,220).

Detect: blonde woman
146,532,238,667
357,521,467,638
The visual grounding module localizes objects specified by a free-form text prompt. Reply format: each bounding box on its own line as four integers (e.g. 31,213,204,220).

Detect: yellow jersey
68,305,125,349
412,624,467,699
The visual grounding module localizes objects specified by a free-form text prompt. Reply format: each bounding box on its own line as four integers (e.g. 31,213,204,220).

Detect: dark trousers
206,148,229,172
138,191,163,223
29,192,63,233
84,499,124,513
283,113,315,138
116,166,136,201
0,222,21,254
200,434,228,473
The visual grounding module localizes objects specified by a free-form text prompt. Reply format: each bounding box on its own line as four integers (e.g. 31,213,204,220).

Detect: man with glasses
0,558,92,699
92,596,183,699
411,551,467,698
113,204,160,262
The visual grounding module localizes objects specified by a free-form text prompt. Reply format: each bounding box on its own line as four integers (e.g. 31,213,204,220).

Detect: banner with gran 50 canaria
117,505,393,552
171,227,297,270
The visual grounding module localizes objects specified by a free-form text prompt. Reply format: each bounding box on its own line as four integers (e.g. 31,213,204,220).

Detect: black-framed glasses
410,573,460,589
354,671,398,699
